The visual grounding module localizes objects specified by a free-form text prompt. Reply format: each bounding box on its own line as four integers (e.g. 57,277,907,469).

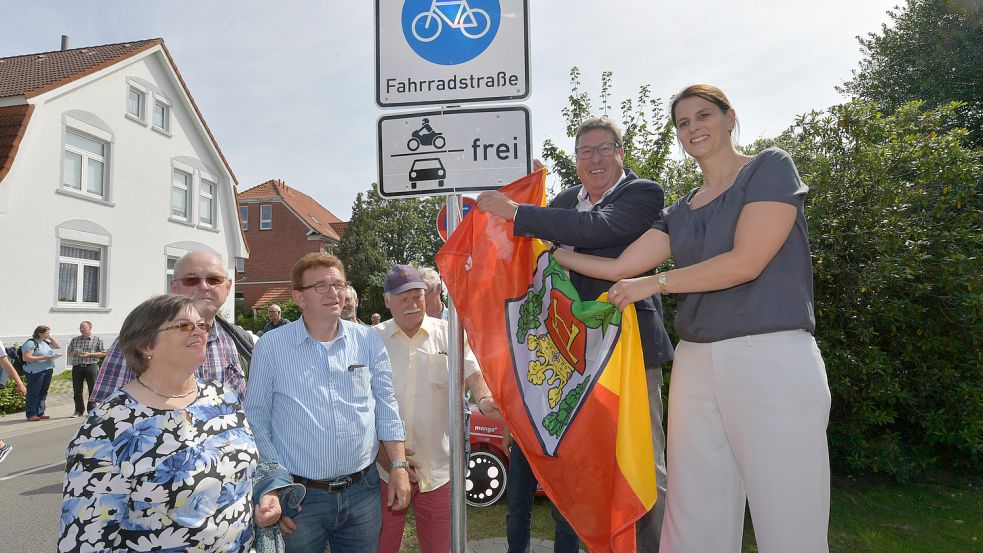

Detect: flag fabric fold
436,170,656,553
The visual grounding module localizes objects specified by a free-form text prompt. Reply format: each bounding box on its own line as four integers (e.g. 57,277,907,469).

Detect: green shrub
0,379,26,415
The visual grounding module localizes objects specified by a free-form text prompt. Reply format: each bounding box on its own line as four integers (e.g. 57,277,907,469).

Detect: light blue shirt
244,315,405,481
22,338,55,374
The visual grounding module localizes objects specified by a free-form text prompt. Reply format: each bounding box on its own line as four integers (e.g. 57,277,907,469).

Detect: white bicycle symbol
412,0,491,42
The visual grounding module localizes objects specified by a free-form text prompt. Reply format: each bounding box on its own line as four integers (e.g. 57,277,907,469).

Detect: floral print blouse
58,380,258,552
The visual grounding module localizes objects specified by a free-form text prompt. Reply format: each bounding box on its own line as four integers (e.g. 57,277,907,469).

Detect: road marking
0,461,64,482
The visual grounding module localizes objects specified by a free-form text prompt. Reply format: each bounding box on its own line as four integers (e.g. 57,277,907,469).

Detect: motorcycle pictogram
407,118,447,151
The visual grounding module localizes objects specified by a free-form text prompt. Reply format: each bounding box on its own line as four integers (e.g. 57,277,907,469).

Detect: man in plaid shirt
90,250,251,404
67,321,106,416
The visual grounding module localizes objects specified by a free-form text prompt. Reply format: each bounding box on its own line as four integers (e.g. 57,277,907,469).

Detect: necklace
135,375,197,399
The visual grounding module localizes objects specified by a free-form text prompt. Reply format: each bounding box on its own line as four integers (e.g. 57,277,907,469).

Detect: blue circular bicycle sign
401,0,501,66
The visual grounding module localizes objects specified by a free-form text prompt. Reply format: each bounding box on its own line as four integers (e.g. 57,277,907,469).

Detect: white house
0,38,248,365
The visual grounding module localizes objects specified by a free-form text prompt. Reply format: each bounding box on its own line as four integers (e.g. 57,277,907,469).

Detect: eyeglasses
575,142,621,160
158,321,212,334
299,280,348,294
178,275,227,287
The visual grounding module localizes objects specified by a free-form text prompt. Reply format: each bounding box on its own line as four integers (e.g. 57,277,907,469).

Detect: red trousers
379,480,451,553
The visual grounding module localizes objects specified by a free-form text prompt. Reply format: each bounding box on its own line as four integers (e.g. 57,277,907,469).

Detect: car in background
467,403,508,507
466,403,544,507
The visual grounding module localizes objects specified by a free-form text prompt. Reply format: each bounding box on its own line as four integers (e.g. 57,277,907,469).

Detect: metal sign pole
446,193,467,551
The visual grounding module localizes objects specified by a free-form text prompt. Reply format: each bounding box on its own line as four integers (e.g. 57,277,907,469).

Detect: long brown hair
670,84,734,127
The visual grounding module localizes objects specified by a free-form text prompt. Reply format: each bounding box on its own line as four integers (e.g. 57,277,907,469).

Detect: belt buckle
326,477,350,492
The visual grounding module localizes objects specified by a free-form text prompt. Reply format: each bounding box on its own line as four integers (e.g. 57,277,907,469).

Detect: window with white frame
199,180,216,227
240,205,248,230
153,100,170,133
236,257,245,273
171,169,192,221
63,130,108,198
58,243,104,305
260,204,272,230
127,87,146,120
165,255,179,291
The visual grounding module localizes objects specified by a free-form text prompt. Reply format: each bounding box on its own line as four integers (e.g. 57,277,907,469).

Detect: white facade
0,44,247,364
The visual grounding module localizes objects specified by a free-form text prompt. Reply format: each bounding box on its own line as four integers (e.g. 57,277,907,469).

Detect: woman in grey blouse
554,84,830,553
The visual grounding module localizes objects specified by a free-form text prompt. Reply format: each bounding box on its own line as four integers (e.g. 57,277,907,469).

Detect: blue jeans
282,464,382,553
506,443,580,553
25,369,52,418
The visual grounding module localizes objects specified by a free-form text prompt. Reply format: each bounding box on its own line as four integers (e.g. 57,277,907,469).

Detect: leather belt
293,465,370,493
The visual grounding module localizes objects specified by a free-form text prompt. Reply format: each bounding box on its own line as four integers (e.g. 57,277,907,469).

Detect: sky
0,0,898,219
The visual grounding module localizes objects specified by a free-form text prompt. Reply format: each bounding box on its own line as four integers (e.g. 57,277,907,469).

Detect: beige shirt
374,316,480,491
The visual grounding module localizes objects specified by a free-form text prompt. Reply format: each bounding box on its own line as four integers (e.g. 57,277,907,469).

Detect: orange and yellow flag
436,170,656,553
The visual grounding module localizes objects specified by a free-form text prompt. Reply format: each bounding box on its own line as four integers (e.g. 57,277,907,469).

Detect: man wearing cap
374,264,499,553
245,252,410,553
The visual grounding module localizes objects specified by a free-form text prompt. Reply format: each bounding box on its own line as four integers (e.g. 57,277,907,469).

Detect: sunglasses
158,321,212,334
178,275,227,287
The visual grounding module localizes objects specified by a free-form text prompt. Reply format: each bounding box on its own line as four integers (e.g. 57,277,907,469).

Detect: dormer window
153,100,170,133
127,87,146,120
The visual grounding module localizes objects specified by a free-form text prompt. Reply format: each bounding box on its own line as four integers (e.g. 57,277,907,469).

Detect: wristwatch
657,273,669,295
389,460,410,471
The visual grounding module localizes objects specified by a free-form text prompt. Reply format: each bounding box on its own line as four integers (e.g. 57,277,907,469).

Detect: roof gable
239,179,345,241
0,38,237,186
0,39,161,99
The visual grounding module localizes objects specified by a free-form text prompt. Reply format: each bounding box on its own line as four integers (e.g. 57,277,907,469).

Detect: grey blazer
513,169,674,367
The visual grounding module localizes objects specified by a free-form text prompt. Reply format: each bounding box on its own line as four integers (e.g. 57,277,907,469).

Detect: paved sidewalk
468,537,585,552
0,391,79,440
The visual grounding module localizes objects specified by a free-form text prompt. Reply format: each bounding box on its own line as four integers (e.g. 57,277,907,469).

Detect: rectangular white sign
377,106,531,197
376,0,530,107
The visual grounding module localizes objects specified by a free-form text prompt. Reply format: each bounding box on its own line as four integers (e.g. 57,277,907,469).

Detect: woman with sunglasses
553,84,830,552
59,294,276,552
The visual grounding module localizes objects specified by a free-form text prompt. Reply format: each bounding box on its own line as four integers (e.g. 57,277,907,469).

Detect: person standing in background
67,320,106,417
21,325,61,421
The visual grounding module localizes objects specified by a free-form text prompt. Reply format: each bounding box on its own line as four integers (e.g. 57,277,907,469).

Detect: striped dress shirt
244,316,405,481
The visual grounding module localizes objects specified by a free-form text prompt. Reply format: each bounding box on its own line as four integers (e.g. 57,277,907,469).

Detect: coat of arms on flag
507,251,622,456
436,169,657,553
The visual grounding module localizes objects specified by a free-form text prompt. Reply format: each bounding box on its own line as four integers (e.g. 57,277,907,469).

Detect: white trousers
660,330,831,553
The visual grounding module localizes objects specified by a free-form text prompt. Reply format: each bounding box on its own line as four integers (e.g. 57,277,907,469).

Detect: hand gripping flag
436,170,656,553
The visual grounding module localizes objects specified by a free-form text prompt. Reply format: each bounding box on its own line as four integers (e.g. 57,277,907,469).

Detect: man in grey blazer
477,116,673,553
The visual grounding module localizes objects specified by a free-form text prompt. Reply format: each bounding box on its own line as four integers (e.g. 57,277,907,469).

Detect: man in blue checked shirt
245,252,411,553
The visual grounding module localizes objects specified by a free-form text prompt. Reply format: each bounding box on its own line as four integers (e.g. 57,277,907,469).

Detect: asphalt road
0,394,81,552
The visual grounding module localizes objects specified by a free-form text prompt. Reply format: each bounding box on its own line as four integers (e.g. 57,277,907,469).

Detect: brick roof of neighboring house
0,104,34,183
238,179,346,241
252,286,293,310
0,38,237,184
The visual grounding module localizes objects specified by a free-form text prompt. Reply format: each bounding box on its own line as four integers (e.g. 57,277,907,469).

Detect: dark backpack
6,338,36,375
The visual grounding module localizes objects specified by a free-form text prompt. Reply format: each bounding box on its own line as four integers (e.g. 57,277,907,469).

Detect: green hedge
0,379,26,416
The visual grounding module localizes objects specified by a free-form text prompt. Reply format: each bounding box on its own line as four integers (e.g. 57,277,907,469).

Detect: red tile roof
0,39,160,98
0,104,34,183
0,39,237,185
252,286,293,310
238,179,346,241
